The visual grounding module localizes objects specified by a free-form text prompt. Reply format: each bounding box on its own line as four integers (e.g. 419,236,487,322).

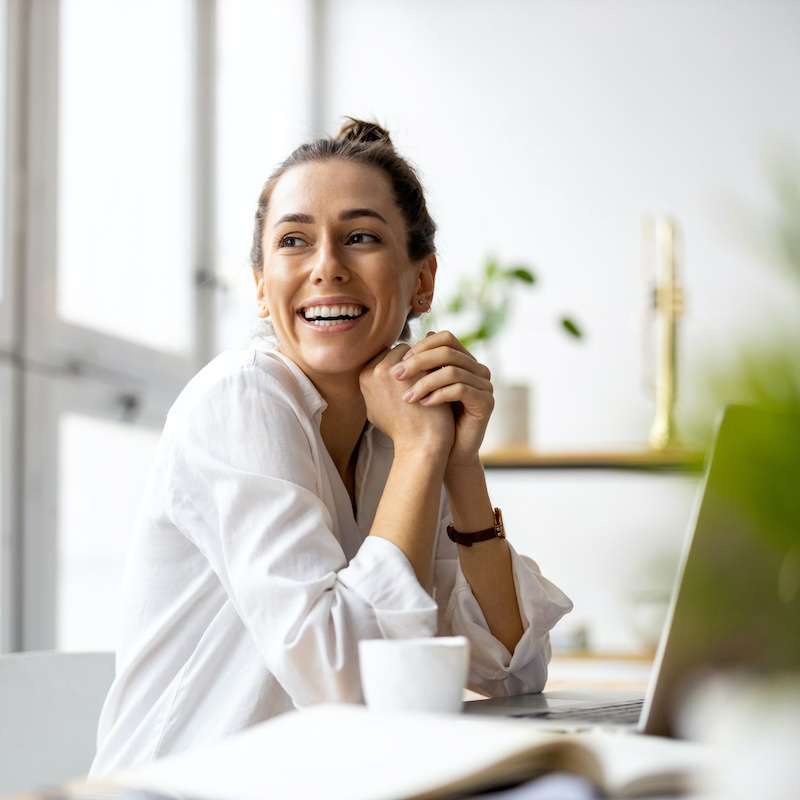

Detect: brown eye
278,235,308,248
347,232,380,245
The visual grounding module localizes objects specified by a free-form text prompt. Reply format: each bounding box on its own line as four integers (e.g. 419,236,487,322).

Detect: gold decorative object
643,215,685,450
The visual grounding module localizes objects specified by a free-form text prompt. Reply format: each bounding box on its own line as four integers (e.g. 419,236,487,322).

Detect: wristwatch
446,506,506,547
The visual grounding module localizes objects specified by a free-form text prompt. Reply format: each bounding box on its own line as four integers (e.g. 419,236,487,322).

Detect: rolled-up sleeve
164,364,437,707
432,489,573,697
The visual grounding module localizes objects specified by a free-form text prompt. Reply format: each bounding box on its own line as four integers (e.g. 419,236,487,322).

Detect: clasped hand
359,330,494,467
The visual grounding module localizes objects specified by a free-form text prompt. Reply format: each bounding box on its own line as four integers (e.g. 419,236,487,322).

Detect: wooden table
463,650,654,700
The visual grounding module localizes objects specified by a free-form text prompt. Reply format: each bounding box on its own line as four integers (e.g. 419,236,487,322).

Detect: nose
310,237,350,285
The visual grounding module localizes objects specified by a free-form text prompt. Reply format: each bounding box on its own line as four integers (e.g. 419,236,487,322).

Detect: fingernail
402,388,414,402
402,349,414,361
391,364,405,378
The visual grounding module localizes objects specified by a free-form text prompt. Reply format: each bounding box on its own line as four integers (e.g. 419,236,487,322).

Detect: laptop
464,405,800,737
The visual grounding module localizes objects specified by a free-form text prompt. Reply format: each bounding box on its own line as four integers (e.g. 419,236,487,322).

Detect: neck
319,380,368,478
278,347,367,472
279,348,368,476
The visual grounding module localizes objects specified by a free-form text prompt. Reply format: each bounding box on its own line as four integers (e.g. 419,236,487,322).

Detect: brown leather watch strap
446,507,506,547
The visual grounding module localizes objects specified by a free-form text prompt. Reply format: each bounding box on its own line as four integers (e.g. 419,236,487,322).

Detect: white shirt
90,341,572,776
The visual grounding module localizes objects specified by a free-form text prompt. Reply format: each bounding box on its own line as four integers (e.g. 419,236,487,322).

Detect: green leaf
484,256,499,281
461,324,490,348
506,267,536,284
483,302,509,339
560,316,583,339
446,295,465,314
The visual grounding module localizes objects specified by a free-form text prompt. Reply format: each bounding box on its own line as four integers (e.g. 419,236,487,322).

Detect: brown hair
250,116,437,341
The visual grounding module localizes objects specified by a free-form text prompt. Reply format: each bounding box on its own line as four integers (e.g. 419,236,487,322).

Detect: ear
412,254,437,312
252,269,271,318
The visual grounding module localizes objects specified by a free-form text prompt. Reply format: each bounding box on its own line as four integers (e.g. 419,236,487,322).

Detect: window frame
22,372,172,649
0,364,15,653
0,0,13,351
0,0,26,653
14,0,216,650
25,0,206,393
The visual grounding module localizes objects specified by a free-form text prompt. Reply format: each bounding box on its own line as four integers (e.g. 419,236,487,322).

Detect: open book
97,704,708,800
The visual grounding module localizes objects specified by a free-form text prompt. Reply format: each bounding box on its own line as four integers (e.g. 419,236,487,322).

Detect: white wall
321,0,800,449
315,0,800,650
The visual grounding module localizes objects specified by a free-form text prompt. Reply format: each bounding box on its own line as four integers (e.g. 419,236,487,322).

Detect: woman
90,118,572,775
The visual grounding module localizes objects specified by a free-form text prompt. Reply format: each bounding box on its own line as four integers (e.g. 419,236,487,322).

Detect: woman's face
256,159,435,380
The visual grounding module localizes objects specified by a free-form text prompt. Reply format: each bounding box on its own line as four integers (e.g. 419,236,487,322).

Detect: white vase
481,382,531,453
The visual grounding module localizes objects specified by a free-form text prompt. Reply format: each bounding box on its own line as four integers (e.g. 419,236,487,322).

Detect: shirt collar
251,337,379,441
250,338,326,418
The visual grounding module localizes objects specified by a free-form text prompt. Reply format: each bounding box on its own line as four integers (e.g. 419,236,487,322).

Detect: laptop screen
642,405,800,737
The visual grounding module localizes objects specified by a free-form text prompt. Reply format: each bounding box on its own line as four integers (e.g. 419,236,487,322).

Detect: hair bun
336,116,393,147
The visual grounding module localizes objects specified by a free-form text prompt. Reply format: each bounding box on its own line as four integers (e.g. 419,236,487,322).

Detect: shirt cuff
445,542,573,682
338,535,439,640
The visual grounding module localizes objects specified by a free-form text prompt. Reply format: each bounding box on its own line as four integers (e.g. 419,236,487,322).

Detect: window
57,413,160,650
4,0,315,653
16,0,208,650
57,0,194,354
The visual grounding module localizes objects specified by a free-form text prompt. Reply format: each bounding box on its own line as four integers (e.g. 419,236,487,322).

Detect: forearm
445,459,524,655
369,442,449,593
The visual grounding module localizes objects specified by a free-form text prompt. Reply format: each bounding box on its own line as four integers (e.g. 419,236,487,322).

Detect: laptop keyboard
511,699,644,724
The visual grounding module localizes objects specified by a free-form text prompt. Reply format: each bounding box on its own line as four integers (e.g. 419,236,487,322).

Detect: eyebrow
273,208,388,228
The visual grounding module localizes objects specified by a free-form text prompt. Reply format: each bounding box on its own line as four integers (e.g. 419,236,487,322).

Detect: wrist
393,439,449,468
443,461,496,536
445,454,483,485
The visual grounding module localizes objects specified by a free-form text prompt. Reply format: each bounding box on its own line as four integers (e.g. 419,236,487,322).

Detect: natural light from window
57,0,194,353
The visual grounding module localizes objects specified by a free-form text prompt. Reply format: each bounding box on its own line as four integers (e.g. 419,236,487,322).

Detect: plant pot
481,382,531,453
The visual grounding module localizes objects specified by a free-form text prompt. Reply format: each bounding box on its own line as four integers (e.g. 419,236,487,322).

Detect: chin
286,323,403,376
299,346,370,376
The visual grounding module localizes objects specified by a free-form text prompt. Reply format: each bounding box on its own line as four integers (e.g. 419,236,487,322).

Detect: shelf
479,447,705,472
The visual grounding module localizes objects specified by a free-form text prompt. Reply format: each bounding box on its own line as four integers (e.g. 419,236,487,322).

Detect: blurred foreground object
687,152,800,443
642,215,685,451
679,673,800,800
647,406,800,737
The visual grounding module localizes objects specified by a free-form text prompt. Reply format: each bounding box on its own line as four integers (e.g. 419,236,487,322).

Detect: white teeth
311,319,339,327
302,304,366,319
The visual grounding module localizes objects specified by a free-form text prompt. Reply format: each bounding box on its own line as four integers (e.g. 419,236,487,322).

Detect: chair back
0,651,115,795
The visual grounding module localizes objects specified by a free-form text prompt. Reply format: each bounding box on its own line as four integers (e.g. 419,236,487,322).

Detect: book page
105,704,706,800
108,704,590,800
576,730,709,797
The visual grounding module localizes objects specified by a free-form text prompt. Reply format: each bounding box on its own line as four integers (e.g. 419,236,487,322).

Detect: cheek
377,282,410,320
374,264,413,302
263,268,299,308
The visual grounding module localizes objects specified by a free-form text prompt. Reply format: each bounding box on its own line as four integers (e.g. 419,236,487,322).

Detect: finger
418,383,494,415
396,345,491,381
403,366,491,403
403,330,476,363
364,343,410,372
382,343,413,368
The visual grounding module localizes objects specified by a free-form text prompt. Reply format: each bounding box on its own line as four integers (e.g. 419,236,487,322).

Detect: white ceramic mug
358,635,470,714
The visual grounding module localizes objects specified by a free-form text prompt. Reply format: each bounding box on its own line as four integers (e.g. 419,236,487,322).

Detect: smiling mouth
296,306,369,327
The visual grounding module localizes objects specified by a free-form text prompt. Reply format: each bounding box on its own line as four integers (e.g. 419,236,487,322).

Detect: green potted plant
419,254,583,451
